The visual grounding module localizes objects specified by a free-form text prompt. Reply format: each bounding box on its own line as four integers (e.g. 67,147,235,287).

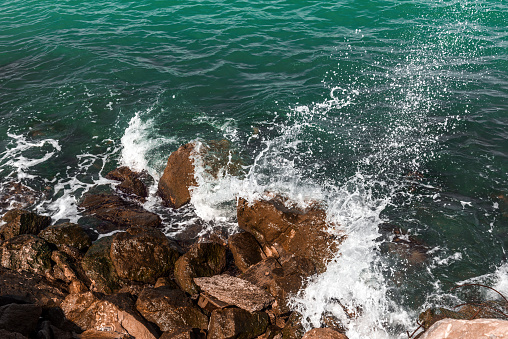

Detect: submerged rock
208,307,269,339
237,195,343,273
135,286,208,332
0,209,51,241
174,242,226,295
80,194,161,229
110,226,180,284
158,143,197,209
82,237,124,294
0,182,44,213
38,222,92,252
0,234,52,275
194,274,274,312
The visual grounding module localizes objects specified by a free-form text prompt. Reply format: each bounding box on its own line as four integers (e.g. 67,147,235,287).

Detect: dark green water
1,0,507,337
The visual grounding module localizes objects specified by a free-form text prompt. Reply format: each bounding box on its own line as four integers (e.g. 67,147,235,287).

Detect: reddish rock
228,232,265,273
1,234,52,275
110,227,180,284
174,242,226,295
0,209,51,241
78,329,132,338
237,196,343,273
281,312,305,339
158,143,197,208
135,287,208,332
49,251,81,283
0,182,44,213
61,292,158,339
82,237,124,294
0,303,42,337
80,194,161,229
302,328,348,339
208,307,269,339
194,274,274,312
0,266,67,307
419,319,508,339
107,166,149,199
39,222,92,252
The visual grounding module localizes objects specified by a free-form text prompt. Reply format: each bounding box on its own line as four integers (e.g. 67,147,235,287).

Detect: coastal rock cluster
0,141,505,338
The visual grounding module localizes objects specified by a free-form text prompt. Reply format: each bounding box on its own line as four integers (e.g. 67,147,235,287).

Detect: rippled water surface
1,0,507,337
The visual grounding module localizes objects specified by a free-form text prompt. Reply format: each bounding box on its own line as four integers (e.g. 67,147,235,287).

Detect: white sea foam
0,133,61,180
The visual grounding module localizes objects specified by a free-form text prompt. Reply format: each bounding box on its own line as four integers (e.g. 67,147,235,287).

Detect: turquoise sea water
1,0,507,337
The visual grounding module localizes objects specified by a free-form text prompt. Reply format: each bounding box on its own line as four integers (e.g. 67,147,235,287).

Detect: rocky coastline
0,142,506,339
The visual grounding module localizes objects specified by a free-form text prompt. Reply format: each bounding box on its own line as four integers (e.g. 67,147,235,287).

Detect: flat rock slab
194,274,274,312
419,318,508,339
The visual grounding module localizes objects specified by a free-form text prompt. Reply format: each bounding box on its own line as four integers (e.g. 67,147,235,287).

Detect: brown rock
237,196,343,273
419,319,508,339
0,266,67,307
281,312,305,339
110,227,180,284
174,242,226,295
82,237,124,294
49,251,80,283
302,328,348,339
61,292,158,339
78,329,132,338
80,194,161,229
194,274,274,312
1,234,52,275
0,303,42,337
135,287,208,332
0,329,28,338
117,177,148,199
208,307,269,339
229,232,265,273
160,327,206,339
0,209,51,241
39,223,92,252
197,292,230,312
106,167,139,182
158,143,197,208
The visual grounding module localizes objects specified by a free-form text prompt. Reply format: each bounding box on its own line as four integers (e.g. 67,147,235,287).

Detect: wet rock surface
0,209,51,241
301,328,348,339
80,194,161,229
39,222,92,252
107,166,149,200
228,232,265,273
237,196,342,273
0,182,44,213
135,286,209,332
110,226,180,284
419,318,508,339
174,242,227,295
158,143,197,209
208,307,270,339
194,274,274,313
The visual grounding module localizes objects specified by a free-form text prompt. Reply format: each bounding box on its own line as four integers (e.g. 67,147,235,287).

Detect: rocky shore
0,142,506,339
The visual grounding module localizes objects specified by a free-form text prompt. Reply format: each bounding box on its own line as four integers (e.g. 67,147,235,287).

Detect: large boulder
237,195,343,273
0,266,67,307
158,143,197,209
228,232,265,273
0,303,42,337
208,307,269,339
61,292,158,339
106,166,148,200
1,234,52,275
160,327,206,339
80,194,161,229
241,256,316,315
81,237,124,294
110,226,180,284
39,222,92,252
135,286,208,332
174,242,226,295
194,275,274,313
419,318,508,339
0,209,51,241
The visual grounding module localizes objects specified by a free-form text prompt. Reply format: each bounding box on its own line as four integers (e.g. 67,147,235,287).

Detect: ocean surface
1,0,507,337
